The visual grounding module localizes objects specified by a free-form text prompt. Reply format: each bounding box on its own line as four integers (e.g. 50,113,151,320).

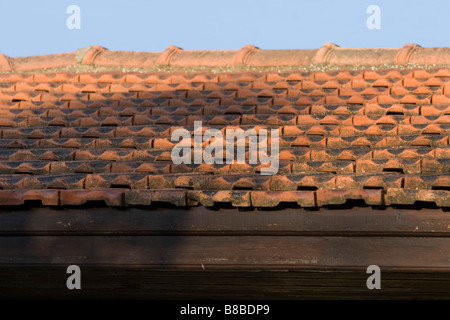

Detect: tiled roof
1,44,450,208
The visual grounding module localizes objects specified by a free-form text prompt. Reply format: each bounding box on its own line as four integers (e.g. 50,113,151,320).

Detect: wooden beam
1,267,450,299
1,235,450,270
0,206,449,236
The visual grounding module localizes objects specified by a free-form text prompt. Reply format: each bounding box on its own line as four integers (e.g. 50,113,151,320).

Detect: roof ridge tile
5,44,450,72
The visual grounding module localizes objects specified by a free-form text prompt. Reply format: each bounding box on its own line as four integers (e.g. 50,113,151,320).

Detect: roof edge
3,43,450,72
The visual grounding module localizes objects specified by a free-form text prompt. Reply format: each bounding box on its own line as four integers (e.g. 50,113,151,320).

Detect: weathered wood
1,268,450,299
1,206,449,298
0,206,449,235
1,236,450,270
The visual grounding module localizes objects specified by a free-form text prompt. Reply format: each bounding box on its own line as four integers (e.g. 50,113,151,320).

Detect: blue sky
0,0,448,57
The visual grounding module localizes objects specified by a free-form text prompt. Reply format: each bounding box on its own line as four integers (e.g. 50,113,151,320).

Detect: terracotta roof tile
250,190,315,207
1,45,450,208
125,189,187,206
0,189,59,205
60,189,124,206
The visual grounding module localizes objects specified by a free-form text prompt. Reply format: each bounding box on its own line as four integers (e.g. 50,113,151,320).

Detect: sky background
0,0,448,57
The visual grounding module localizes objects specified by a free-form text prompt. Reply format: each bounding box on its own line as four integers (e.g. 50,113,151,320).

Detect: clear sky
0,0,448,57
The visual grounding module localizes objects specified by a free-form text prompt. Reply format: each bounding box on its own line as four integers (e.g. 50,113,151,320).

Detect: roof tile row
0,157,448,175
1,188,449,207
5,44,450,72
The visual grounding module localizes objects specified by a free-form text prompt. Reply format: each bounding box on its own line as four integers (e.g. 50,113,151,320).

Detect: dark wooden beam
1,235,450,270
1,267,450,299
0,205,449,236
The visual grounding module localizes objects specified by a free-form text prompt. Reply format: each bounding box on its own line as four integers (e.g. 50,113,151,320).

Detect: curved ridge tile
5,44,450,72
